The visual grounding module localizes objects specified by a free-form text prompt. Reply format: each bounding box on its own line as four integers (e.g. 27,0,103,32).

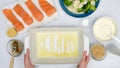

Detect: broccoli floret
90,5,96,11
64,0,73,6
77,8,84,12
81,1,96,13
79,0,84,2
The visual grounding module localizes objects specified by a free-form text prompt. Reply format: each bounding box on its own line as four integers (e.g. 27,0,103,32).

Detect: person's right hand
24,49,34,68
77,51,90,68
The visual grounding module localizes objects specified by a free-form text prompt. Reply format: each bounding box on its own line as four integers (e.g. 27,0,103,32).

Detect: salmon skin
38,0,56,17
14,4,33,25
3,9,24,32
25,0,44,22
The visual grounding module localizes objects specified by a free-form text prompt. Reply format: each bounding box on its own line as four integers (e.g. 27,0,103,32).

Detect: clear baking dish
29,28,84,64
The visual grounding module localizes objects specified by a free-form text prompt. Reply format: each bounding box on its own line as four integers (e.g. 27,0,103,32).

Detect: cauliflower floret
79,2,84,8
73,0,80,8
68,5,77,12
83,0,88,4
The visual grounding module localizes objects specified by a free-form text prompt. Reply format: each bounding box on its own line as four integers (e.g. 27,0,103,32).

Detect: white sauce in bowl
93,17,117,41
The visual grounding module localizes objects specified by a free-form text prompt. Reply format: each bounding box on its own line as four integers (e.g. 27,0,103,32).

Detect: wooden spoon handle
9,51,15,68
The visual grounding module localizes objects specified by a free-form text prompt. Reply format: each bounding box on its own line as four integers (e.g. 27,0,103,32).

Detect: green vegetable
82,2,91,9
63,0,97,13
94,0,98,2
88,0,98,2
90,5,96,11
79,0,84,2
81,1,96,13
88,0,91,2
77,8,84,12
82,2,91,13
63,0,73,6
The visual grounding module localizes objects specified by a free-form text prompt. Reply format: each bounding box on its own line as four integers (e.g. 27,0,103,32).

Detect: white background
0,0,120,68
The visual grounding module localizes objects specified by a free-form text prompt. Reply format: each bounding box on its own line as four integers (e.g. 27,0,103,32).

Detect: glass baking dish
29,28,84,64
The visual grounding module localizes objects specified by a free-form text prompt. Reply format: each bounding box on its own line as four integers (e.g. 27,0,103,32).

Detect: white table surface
0,0,120,68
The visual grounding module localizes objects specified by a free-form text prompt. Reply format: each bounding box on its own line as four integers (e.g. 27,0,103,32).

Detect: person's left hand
24,49,34,68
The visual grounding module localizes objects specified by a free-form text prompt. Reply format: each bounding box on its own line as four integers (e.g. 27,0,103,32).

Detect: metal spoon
106,44,120,56
111,35,120,44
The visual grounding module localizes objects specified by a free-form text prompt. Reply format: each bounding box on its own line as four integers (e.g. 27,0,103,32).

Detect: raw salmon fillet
3,9,24,32
14,4,33,25
38,0,56,16
25,0,44,22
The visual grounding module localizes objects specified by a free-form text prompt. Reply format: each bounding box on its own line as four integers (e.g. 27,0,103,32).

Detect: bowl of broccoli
59,0,100,17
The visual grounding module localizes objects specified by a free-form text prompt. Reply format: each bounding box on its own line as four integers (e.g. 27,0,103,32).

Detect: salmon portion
38,0,56,17
14,4,33,25
25,0,44,22
3,9,24,32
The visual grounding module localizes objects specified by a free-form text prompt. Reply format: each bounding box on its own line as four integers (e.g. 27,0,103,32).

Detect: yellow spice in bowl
7,28,17,37
91,44,106,60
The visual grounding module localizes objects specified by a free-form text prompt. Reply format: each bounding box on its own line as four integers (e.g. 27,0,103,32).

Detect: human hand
77,51,90,68
24,49,34,68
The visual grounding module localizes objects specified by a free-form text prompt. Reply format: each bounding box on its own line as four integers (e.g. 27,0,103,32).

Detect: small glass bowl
7,39,24,57
91,44,106,61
